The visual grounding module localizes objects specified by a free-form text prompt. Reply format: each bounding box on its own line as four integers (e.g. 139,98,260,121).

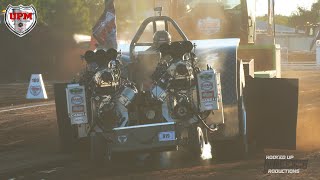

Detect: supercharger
150,41,222,124
65,48,138,136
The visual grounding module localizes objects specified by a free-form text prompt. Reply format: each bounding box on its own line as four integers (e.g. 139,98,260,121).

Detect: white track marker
0,103,54,113
26,74,48,99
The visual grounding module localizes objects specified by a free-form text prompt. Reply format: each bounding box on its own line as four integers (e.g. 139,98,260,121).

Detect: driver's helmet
153,30,171,47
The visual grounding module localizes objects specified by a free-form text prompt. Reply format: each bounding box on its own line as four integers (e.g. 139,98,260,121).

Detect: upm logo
9,11,33,20
4,4,37,37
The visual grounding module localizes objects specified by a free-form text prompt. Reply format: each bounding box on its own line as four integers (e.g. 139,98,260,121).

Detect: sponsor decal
201,81,213,90
197,17,221,35
199,73,213,81
202,91,214,99
72,116,86,123
71,95,84,105
71,112,86,117
31,78,39,83
117,135,128,144
4,4,37,37
205,104,213,107
30,85,41,96
72,105,85,112
69,88,83,95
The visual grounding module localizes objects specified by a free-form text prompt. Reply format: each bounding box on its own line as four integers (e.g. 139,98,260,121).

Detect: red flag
92,0,117,49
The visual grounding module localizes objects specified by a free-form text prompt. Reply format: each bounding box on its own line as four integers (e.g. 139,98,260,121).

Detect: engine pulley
172,95,192,119
173,103,192,119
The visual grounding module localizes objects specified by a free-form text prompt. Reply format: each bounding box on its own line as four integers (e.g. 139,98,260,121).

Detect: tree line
3,0,320,36
257,0,320,32
0,0,155,82
0,0,154,36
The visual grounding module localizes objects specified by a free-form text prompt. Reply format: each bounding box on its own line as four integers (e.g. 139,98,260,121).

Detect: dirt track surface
0,82,54,107
0,70,319,179
287,52,316,62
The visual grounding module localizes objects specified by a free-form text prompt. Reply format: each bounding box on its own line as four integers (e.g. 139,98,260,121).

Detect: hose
196,114,219,133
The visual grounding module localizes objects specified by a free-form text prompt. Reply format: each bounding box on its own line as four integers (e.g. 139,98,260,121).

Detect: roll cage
129,15,189,61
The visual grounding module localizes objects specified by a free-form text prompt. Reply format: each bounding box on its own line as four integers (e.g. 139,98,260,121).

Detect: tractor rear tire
54,83,78,153
188,125,205,158
212,60,251,161
90,132,111,166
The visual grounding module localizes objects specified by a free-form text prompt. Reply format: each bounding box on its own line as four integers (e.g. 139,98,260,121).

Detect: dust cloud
283,71,320,151
296,108,320,151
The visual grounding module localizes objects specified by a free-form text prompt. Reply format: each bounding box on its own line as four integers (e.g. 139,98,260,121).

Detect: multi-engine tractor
54,1,299,165
55,39,224,164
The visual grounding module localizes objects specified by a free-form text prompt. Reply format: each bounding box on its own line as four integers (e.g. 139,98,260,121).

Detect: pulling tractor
54,1,298,164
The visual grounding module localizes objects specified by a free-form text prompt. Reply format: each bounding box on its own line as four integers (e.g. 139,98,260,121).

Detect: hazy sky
256,0,317,16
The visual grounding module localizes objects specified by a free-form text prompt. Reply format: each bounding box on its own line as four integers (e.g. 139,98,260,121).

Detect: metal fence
280,47,289,63
276,36,314,52
282,61,320,70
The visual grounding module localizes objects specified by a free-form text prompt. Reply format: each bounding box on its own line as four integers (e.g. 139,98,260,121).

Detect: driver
153,30,171,47
148,30,172,51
